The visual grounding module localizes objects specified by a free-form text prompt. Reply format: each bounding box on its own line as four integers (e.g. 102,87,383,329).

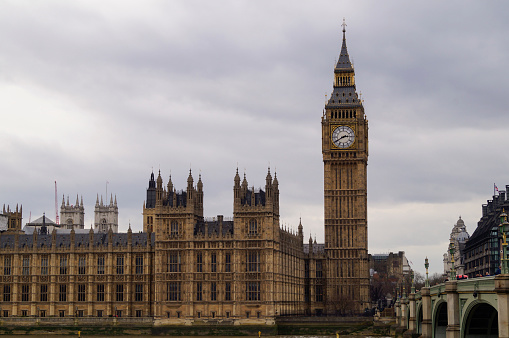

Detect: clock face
332,126,355,148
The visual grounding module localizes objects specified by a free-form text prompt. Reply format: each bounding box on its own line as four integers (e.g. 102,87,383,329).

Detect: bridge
393,274,509,337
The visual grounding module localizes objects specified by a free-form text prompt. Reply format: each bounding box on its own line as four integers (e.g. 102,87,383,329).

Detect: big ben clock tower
322,22,369,312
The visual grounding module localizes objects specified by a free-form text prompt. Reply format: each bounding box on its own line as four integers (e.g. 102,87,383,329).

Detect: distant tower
322,22,369,312
1,204,23,233
60,195,85,230
95,194,118,233
443,216,470,276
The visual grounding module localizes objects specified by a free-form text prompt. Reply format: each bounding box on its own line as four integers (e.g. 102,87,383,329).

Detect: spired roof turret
325,19,363,111
335,21,353,72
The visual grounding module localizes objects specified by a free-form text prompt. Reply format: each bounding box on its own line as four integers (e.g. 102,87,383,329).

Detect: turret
156,170,163,205
146,172,156,209
265,167,273,201
197,173,203,207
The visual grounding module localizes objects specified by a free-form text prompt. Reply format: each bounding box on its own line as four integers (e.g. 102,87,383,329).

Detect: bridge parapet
400,275,504,338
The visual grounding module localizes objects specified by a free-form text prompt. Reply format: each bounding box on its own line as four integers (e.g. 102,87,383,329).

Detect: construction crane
55,181,59,225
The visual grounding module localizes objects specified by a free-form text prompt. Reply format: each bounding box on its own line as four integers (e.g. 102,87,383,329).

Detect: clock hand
339,135,349,140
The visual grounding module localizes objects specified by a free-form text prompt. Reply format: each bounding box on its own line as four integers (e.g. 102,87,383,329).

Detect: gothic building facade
0,26,369,323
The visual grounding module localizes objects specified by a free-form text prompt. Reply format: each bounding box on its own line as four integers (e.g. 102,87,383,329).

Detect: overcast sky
1,0,509,275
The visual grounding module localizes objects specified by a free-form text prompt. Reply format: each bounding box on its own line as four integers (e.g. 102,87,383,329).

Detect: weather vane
342,18,347,32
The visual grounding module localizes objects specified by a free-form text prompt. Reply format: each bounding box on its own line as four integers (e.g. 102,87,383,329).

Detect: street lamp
425,257,430,287
411,270,415,294
499,209,509,274
449,240,456,280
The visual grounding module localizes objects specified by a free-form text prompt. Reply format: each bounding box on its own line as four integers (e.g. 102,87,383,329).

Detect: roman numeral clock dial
331,125,355,149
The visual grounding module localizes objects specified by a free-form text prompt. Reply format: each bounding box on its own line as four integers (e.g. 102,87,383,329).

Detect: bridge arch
462,300,497,337
433,299,447,338
415,301,423,335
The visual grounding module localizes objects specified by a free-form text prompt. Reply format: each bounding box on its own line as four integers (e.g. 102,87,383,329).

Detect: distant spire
76,194,79,207
335,18,353,71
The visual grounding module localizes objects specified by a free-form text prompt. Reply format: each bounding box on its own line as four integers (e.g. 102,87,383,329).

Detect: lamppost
449,240,456,280
499,209,509,274
411,270,415,293
425,257,430,287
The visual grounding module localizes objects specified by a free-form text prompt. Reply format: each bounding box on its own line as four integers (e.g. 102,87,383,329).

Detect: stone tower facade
321,24,369,312
94,194,119,233
142,169,305,322
1,204,22,233
60,195,85,230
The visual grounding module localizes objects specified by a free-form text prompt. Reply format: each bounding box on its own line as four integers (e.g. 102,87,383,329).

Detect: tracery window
248,219,258,235
60,256,68,275
41,255,48,275
59,284,67,302
196,252,203,272
247,251,259,272
22,256,30,275
225,253,231,272
170,221,179,236
135,284,143,302
78,256,86,275
40,284,48,302
116,284,124,302
97,255,105,275
3,256,11,275
168,252,181,272
135,255,143,274
21,284,30,302
3,285,10,302
211,253,217,272
246,281,260,301
167,282,181,301
210,282,217,301
97,284,104,301
78,284,86,302
116,255,124,274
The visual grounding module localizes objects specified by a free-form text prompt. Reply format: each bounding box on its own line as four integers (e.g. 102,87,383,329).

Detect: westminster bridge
393,274,509,337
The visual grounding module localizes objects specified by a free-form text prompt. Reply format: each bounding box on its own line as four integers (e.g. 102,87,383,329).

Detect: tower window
135,255,143,274
41,255,48,275
59,284,67,302
97,284,105,301
60,256,68,275
211,253,217,272
22,256,30,275
116,284,123,302
170,221,179,236
248,219,258,235
116,255,124,274
225,253,231,272
97,255,105,274
78,256,86,274
3,256,11,275
78,284,86,302
196,252,203,272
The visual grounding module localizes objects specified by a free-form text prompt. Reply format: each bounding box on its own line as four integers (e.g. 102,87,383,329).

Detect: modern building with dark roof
463,187,509,277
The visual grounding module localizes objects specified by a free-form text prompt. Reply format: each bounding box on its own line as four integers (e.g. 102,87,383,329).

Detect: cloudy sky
1,0,508,275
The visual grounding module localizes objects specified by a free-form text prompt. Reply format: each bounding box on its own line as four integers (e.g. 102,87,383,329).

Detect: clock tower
322,23,369,312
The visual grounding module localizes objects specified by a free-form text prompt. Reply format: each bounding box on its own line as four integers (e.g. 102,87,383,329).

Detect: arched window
248,220,258,235
171,221,179,236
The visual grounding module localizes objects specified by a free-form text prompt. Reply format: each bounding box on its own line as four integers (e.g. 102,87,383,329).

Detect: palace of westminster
0,27,370,324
